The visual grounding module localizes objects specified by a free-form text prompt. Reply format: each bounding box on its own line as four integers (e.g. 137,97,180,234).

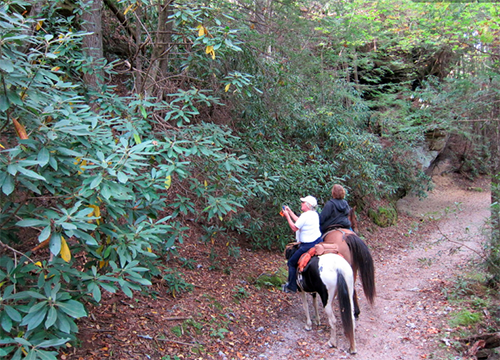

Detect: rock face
415,129,450,172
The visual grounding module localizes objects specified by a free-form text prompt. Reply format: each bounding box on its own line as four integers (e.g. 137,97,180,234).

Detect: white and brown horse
321,228,376,318
285,246,357,354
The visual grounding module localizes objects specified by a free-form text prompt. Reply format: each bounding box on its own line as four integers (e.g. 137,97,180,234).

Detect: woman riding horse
320,184,352,233
281,195,323,293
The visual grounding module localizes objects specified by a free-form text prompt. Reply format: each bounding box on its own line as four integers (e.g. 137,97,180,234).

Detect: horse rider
320,184,352,234
281,195,323,293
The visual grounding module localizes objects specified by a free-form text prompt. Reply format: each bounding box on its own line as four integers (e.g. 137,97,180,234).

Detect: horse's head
284,242,300,260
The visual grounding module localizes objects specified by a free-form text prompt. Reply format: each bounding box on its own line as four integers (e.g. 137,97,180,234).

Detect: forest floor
66,173,493,360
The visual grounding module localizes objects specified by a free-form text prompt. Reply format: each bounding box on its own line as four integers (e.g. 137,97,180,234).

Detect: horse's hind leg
301,292,313,331
312,294,321,326
353,289,360,319
352,271,360,318
324,297,337,348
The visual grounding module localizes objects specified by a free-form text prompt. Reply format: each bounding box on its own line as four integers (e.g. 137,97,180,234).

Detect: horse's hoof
327,340,337,348
350,348,357,355
304,325,312,331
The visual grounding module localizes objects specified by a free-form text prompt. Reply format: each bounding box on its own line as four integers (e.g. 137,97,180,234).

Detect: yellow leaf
60,237,71,262
225,84,230,92
36,20,43,31
0,142,4,149
211,49,215,60
197,25,205,37
204,180,208,188
205,45,213,54
165,175,172,190
147,247,152,253
12,118,28,139
51,66,60,72
34,261,42,267
123,3,135,15
87,205,101,224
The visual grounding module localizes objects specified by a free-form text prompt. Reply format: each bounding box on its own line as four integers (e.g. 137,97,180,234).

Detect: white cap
300,195,317,208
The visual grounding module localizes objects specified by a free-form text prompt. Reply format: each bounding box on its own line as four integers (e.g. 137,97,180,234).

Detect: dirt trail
259,175,491,360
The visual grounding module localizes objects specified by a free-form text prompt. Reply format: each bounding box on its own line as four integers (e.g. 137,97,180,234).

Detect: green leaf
34,349,59,360
2,174,14,195
17,166,47,181
36,337,71,349
14,337,32,346
140,105,147,118
57,300,87,318
22,305,48,331
44,307,57,329
56,314,71,334
89,173,103,189
49,233,61,256
38,226,51,242
117,171,128,184
0,59,14,73
25,350,37,360
37,148,50,167
0,94,9,111
88,282,101,302
17,219,49,227
72,229,98,245
4,305,22,322
1,312,12,332
0,347,11,356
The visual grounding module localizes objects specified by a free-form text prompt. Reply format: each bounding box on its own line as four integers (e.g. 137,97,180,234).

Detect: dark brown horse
322,227,376,317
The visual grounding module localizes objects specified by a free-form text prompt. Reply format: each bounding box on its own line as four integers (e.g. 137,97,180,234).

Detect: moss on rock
368,205,398,227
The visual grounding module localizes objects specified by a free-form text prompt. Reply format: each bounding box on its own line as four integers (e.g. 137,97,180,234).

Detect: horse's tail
345,234,376,304
337,268,355,346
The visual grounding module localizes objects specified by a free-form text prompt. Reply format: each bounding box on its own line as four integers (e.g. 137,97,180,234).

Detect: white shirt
294,210,321,243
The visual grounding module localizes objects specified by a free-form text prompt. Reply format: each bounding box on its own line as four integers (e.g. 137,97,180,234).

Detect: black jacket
319,198,351,233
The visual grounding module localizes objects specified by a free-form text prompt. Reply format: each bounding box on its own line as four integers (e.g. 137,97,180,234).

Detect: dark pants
287,237,323,291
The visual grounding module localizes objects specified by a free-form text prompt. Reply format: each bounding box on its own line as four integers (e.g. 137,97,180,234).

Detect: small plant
255,270,287,289
179,257,196,269
232,285,249,301
228,244,241,259
162,270,194,297
449,310,483,328
210,327,229,339
184,318,204,335
417,257,433,267
170,325,184,337
200,225,227,244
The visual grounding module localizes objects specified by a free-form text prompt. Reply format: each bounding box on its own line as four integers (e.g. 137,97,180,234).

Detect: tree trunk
489,106,500,274
142,0,173,97
21,1,47,54
82,0,104,91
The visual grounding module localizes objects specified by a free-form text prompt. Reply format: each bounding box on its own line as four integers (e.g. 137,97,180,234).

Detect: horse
285,245,357,354
322,227,376,318
348,206,359,233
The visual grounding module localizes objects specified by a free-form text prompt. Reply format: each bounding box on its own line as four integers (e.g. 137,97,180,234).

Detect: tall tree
81,0,104,90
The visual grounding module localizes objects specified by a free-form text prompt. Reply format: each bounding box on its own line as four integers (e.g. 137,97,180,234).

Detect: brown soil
65,173,492,360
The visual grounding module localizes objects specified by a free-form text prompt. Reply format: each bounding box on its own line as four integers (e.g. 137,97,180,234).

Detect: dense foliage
0,0,498,358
